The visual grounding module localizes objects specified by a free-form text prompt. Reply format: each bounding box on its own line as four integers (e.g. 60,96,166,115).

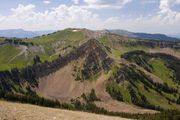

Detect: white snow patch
72,30,79,32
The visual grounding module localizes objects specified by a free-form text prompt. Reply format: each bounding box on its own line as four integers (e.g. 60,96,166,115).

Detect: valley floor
0,100,130,120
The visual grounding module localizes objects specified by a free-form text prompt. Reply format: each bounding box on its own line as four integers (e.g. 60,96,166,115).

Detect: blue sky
0,0,180,34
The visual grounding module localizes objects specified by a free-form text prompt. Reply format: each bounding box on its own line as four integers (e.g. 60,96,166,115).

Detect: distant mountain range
0,28,179,41
107,29,180,41
0,29,54,38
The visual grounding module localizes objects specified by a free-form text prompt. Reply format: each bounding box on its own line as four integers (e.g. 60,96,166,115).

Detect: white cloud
11,4,35,14
0,4,100,30
43,0,51,4
101,0,180,34
157,0,180,30
0,2,180,34
159,0,180,13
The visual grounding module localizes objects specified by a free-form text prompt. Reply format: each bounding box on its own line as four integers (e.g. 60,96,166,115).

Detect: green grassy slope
107,50,180,110
0,45,21,71
149,59,177,88
106,64,180,111
27,29,87,45
0,29,88,71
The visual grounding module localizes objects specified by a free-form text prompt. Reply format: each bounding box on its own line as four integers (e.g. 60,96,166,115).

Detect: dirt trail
94,74,157,114
8,45,28,63
0,100,130,120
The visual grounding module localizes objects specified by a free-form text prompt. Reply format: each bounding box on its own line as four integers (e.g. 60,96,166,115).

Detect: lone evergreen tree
33,55,41,64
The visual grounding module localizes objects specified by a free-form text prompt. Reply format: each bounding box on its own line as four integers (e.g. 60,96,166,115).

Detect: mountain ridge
0,28,179,42
106,29,180,41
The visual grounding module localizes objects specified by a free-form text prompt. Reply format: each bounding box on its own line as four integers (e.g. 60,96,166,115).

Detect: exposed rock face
79,40,113,80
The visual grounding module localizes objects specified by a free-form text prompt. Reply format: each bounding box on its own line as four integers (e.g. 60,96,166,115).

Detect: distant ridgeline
108,29,180,42
104,34,180,50
123,40,180,49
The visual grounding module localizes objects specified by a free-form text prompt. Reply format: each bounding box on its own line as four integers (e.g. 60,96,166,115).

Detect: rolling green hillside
0,29,89,71
0,28,180,119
